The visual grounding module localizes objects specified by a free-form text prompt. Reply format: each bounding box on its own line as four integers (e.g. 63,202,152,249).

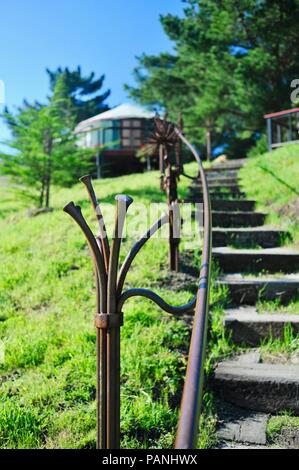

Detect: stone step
196,210,266,228
224,306,299,345
211,226,287,248
211,351,299,414
186,199,256,212
216,273,299,304
216,442,271,449
213,247,299,273
206,169,239,179
206,176,239,185
190,189,246,200
205,159,246,172
215,400,268,446
192,182,241,190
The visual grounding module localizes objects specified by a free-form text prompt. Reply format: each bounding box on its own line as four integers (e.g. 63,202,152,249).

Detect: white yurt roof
75,103,154,133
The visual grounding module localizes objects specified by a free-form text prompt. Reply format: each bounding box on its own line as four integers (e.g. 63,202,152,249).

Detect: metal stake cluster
149,115,184,272
64,123,212,449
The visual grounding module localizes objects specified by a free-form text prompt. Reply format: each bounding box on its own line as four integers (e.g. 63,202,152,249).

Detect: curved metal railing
174,129,212,449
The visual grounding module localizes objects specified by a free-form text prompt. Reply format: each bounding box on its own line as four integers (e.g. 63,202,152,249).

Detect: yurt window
121,119,143,148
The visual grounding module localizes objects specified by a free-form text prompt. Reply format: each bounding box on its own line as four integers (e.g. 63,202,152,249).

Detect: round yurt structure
75,103,154,177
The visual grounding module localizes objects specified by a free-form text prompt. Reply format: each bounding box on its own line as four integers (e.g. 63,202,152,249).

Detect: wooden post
277,124,281,145
96,150,101,179
267,118,272,151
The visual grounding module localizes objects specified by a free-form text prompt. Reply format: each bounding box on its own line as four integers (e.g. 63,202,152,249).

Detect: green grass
239,144,299,334
239,144,299,247
267,413,299,444
256,298,299,315
260,323,299,360
7,149,299,448
0,164,229,449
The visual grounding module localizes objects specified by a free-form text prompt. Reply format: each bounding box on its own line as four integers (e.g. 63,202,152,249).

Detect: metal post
150,116,182,272
106,195,132,448
175,113,184,172
63,199,107,448
166,162,179,271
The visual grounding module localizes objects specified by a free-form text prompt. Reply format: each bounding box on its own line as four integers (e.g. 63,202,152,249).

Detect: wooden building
264,107,299,151
75,103,154,177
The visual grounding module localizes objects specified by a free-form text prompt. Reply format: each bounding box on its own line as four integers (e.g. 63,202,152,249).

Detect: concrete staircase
189,158,299,448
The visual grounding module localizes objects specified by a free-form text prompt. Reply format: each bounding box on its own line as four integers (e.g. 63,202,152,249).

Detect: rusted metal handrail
174,129,212,449
63,121,211,449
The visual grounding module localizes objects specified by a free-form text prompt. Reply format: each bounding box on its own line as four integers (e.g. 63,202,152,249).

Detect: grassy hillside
1,148,298,449
239,144,299,247
239,145,299,318
0,165,225,449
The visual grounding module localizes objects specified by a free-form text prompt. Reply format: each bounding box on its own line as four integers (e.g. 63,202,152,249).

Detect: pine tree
0,76,94,208
126,0,299,158
3,66,110,134
46,66,110,123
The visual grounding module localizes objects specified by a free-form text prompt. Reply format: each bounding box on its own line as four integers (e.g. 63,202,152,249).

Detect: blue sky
0,0,184,143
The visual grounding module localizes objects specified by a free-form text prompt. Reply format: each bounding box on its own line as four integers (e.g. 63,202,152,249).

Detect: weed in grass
260,323,299,359
267,412,299,447
256,297,299,315
0,401,48,449
197,392,218,449
267,412,299,437
205,307,237,376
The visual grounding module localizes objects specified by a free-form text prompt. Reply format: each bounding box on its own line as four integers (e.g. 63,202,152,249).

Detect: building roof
75,103,154,133
264,107,299,119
